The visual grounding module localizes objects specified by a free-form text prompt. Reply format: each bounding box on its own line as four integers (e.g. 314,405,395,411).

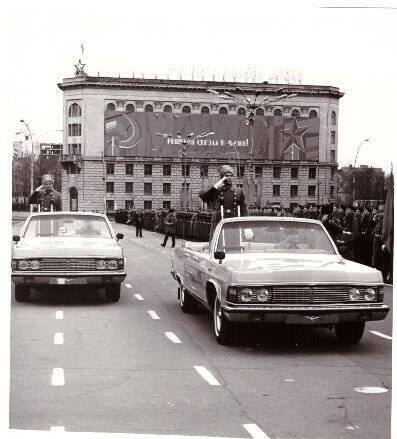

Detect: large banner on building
104,111,319,161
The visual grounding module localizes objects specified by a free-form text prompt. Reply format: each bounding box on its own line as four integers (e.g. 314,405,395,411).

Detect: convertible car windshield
23,214,112,239
216,220,336,255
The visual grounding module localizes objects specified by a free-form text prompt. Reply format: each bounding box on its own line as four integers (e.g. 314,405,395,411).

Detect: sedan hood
13,238,123,258
223,254,382,284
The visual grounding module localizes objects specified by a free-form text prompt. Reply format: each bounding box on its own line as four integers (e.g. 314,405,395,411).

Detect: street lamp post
19,120,34,212
352,138,369,205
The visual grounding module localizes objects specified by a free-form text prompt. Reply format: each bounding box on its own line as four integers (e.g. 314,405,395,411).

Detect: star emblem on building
74,59,87,77
282,118,309,160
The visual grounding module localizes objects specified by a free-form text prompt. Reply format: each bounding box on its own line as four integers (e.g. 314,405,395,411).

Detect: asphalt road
9,222,393,438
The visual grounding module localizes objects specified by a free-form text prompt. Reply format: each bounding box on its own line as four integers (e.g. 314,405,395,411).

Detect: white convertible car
12,212,126,303
171,216,389,345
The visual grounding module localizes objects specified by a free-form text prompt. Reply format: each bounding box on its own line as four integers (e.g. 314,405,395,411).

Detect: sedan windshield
24,215,112,239
216,220,336,255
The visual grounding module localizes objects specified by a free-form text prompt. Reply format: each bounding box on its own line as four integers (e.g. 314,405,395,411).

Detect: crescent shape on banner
118,114,141,149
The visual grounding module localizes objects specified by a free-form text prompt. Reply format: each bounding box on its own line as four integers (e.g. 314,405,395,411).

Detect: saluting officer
199,165,247,238
28,174,62,212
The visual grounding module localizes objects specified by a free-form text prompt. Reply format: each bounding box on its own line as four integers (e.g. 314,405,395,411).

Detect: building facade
57,71,343,212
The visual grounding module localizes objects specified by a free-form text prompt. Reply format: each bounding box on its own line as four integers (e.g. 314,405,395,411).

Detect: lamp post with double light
352,138,369,205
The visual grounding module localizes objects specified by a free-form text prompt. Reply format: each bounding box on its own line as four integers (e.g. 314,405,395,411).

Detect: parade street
10,221,392,439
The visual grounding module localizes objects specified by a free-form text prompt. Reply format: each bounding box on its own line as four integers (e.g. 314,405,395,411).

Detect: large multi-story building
57,66,343,212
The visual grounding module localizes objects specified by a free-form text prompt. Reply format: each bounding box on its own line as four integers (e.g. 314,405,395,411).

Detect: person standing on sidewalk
161,208,177,247
133,209,144,238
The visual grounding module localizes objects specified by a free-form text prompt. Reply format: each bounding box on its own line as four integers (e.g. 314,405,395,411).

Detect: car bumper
11,271,127,286
222,303,389,325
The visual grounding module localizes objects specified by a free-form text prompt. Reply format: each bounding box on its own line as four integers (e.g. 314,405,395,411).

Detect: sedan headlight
348,288,361,301
363,288,376,301
257,288,270,302
96,259,122,270
16,259,41,270
240,288,254,302
227,286,272,303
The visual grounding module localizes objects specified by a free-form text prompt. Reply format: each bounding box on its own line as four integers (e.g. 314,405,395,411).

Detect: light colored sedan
171,216,389,345
12,212,126,303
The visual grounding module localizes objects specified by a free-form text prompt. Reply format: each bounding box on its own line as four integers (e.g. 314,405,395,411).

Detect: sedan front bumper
11,271,127,286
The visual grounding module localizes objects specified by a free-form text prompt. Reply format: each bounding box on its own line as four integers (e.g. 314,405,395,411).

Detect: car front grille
271,285,380,304
41,258,98,271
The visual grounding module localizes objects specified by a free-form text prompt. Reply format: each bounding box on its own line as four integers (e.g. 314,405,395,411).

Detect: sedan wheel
15,285,30,302
335,321,365,345
105,284,121,303
213,296,233,345
179,284,198,313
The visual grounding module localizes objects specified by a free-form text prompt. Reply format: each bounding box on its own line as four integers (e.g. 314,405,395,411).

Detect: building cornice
57,76,344,99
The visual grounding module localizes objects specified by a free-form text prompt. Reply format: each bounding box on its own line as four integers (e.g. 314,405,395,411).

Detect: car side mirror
116,233,124,241
13,235,20,242
214,250,225,264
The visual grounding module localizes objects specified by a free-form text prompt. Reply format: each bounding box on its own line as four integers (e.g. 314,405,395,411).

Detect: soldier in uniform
199,165,247,238
29,174,62,211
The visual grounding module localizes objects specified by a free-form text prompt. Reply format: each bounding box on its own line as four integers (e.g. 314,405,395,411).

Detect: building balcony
60,153,82,163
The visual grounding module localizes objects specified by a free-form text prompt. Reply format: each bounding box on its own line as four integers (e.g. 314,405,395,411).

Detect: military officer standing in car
199,165,247,238
28,174,62,211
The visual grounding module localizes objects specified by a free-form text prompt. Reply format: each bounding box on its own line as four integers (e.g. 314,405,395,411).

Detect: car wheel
213,295,233,345
335,322,365,345
105,284,120,303
15,285,30,302
179,284,198,313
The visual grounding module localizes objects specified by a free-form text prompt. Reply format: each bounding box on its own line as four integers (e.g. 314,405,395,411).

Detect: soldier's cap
219,165,234,177
42,174,54,184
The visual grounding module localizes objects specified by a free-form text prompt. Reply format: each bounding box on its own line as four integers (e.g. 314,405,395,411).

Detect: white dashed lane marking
194,366,220,386
51,368,65,386
54,333,64,345
165,332,181,343
125,283,132,288
134,294,144,301
243,423,271,439
369,330,392,340
55,311,63,320
148,310,160,320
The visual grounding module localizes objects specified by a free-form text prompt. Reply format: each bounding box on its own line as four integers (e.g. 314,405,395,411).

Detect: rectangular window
182,182,190,190
125,182,134,193
308,185,316,197
106,163,114,175
144,200,152,210
125,200,134,210
106,182,114,193
273,166,281,179
237,166,245,177
255,166,263,177
163,164,171,176
67,163,80,175
331,131,336,144
291,167,299,179
144,164,152,176
200,165,208,177
309,167,316,179
290,185,298,198
163,201,171,210
126,164,134,175
144,182,152,195
237,183,243,189
106,200,114,211
331,167,335,180
163,182,171,195
182,164,190,177
68,143,81,154
330,150,336,162
68,124,81,136
330,185,335,197
273,185,280,196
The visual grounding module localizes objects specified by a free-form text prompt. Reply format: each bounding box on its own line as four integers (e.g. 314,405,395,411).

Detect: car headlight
348,288,361,301
363,288,376,301
96,260,106,269
11,260,17,270
257,288,270,302
18,260,29,270
30,260,40,270
107,260,117,270
240,288,253,302
118,258,125,270
227,287,237,302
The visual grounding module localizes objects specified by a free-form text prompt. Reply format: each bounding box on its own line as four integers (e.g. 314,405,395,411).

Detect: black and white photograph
2,1,395,438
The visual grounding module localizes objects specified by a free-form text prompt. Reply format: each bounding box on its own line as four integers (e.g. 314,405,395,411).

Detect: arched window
331,111,337,124
106,103,116,111
201,106,210,114
274,108,282,116
291,109,300,117
68,103,81,117
309,109,318,118
144,104,153,112
126,104,135,112
182,105,191,114
256,108,264,115
219,107,228,115
237,107,246,116
163,105,172,113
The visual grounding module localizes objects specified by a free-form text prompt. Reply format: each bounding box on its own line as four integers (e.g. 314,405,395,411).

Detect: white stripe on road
243,423,271,439
369,330,392,340
50,426,65,431
165,332,181,343
194,366,220,386
134,294,144,301
51,368,65,386
125,283,132,288
148,310,160,320
54,333,64,345
55,311,63,320
139,256,149,259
